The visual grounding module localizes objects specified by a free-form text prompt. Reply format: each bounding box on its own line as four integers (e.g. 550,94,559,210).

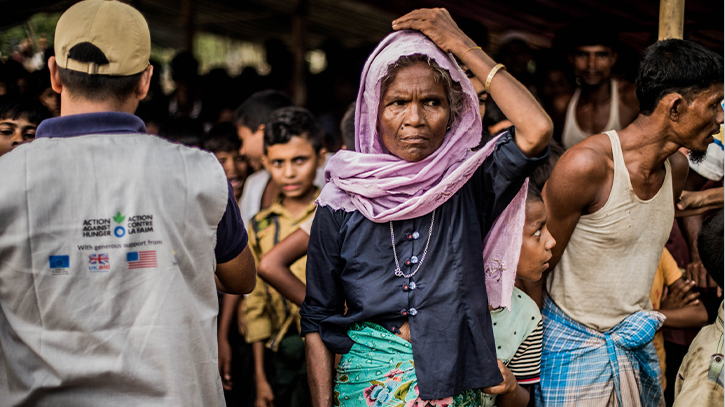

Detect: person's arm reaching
659,278,709,329
252,341,275,407
216,245,256,294
218,293,242,390
306,332,336,407
676,187,723,217
483,360,530,407
257,228,310,307
392,8,552,157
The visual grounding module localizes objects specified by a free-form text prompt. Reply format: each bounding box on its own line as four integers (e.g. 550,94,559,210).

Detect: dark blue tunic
300,129,549,399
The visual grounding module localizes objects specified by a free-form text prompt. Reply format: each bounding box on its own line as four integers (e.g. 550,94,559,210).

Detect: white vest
0,133,229,406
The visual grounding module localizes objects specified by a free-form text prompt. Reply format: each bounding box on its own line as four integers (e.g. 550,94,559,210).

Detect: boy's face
263,135,324,201
517,199,556,282
0,116,37,157
237,124,265,172
215,150,249,201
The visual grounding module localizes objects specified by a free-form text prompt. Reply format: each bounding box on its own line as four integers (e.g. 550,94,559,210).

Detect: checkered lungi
537,296,665,407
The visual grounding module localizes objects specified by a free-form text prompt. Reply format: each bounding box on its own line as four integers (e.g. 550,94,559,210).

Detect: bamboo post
291,0,308,106
658,0,685,40
182,0,195,51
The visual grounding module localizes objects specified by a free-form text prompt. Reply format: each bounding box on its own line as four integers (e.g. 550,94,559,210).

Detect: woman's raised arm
393,8,552,157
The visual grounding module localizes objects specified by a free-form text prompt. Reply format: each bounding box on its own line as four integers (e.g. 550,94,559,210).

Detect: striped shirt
508,320,543,384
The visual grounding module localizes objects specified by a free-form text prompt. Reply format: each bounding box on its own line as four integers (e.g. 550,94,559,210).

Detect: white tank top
562,79,622,149
0,133,229,406
547,130,674,331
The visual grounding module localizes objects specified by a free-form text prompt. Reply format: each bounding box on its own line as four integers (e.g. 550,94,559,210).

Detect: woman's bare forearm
459,48,552,156
305,332,335,407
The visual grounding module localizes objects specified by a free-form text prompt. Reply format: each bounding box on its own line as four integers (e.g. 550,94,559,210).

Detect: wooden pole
181,0,195,51
658,0,685,40
291,0,308,106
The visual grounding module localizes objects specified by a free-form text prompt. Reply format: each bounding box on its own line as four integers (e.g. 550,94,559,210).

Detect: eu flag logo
49,255,70,268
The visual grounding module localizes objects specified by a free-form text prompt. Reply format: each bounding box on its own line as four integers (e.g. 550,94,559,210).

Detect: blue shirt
300,129,549,399
36,112,247,263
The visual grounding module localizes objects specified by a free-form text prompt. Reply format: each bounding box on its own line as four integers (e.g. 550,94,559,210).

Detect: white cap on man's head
54,0,150,76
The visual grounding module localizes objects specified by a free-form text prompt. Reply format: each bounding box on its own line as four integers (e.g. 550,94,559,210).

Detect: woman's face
378,62,450,162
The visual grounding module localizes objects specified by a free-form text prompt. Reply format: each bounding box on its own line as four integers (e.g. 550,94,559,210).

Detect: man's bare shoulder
546,133,614,213
553,133,613,182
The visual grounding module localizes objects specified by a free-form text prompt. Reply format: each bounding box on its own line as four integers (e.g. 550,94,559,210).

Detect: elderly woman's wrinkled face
378,62,450,162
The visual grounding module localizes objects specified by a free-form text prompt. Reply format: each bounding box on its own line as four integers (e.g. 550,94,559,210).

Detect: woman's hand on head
392,8,476,57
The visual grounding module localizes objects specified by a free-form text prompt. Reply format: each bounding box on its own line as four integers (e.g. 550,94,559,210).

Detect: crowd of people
0,1,723,407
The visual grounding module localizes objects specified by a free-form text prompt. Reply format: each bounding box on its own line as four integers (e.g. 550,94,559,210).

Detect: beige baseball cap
55,0,150,76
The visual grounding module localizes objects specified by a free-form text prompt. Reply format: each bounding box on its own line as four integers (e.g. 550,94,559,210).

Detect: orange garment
649,248,685,389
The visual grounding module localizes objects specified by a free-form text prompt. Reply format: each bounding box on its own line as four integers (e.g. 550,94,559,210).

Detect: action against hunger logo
113,212,126,237
81,212,154,238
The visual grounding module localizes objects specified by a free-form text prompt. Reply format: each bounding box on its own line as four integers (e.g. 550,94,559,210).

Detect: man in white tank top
551,24,639,149
0,2,256,406
534,40,723,407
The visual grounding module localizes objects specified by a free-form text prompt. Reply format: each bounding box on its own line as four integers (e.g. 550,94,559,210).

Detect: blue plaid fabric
537,296,665,407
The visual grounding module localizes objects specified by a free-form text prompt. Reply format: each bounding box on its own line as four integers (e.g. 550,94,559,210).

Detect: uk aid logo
88,253,110,273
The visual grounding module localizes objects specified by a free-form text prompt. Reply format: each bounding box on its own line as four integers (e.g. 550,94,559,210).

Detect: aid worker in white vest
0,1,256,406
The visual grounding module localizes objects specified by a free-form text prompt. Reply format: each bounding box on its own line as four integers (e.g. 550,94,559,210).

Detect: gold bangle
484,63,506,92
460,46,482,60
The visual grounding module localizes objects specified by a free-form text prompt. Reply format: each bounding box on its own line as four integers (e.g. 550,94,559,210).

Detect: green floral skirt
334,322,482,407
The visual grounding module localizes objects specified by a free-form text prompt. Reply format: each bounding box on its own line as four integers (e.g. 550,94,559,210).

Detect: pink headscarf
317,30,527,309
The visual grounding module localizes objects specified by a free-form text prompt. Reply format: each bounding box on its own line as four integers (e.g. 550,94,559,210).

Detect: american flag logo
88,253,109,265
126,250,157,269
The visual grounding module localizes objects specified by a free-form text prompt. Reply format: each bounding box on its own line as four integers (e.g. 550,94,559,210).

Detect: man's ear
255,124,265,136
666,93,687,122
48,56,63,94
260,154,269,170
316,148,328,168
135,64,154,101
610,52,618,66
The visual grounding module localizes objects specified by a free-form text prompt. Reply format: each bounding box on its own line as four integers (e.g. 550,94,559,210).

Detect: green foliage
0,13,61,59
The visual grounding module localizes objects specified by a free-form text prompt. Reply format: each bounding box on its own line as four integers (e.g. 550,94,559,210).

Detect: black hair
264,106,323,153
559,19,620,54
637,39,723,116
340,102,356,151
697,209,724,288
58,42,144,102
526,183,543,204
529,140,566,191
158,117,205,148
234,90,294,131
0,95,52,124
171,51,199,83
204,122,242,153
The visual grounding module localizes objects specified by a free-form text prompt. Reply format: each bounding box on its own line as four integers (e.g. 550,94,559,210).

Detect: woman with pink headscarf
300,9,552,407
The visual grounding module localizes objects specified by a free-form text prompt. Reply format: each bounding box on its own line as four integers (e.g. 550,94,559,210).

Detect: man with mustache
536,39,723,406
551,25,639,149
